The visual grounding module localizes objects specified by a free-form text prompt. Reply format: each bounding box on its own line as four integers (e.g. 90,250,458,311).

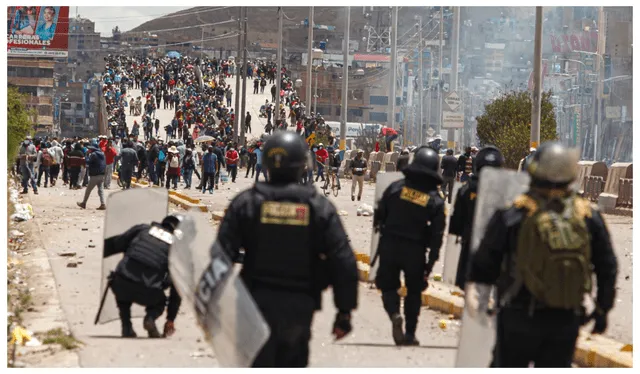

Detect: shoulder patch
512,194,538,216
260,201,310,226
573,197,593,219
470,192,477,201
400,186,430,207
439,190,445,199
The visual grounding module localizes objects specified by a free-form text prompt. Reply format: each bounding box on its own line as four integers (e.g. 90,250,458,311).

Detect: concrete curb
354,251,632,368
111,173,208,212
16,191,81,368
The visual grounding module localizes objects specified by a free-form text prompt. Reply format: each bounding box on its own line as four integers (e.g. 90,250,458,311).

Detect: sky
76,6,193,36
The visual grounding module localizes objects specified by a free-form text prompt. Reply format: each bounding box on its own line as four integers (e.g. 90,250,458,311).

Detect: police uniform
449,146,505,289
211,132,358,367
374,146,446,345
448,176,478,289
466,142,618,367
103,220,182,338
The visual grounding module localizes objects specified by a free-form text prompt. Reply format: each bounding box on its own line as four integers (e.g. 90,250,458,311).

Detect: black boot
143,315,162,338
403,335,420,346
391,313,405,346
382,291,404,346
121,323,137,338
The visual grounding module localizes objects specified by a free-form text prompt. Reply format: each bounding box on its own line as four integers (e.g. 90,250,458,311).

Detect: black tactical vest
126,223,172,272
381,180,437,245
246,184,316,293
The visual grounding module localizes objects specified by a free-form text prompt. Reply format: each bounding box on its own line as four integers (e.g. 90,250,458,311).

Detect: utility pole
275,7,283,124
388,7,398,130
340,7,350,151
239,8,248,146
233,7,242,143
530,6,543,149
437,9,444,136
306,7,314,116
418,15,424,145
314,69,318,113
449,7,460,150
200,27,205,60
593,6,606,161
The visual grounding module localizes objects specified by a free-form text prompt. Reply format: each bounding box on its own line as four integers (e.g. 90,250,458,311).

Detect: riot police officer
102,214,184,338
466,142,618,367
210,131,359,367
449,146,505,289
373,146,446,346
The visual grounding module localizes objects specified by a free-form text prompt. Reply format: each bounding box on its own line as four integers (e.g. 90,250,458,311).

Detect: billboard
8,6,69,57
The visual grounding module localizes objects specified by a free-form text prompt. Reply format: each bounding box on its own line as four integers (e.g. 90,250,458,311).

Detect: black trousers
246,160,256,177
50,164,60,184
375,235,426,337
69,167,81,188
202,172,215,191
110,275,166,327
120,167,133,189
492,307,581,367
251,288,315,368
442,176,455,204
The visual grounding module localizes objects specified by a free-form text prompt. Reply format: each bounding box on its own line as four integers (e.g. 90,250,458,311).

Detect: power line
65,32,239,53
37,19,237,37
74,6,231,21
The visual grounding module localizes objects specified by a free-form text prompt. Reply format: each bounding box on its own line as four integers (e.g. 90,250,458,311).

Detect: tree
7,87,35,167
476,90,557,169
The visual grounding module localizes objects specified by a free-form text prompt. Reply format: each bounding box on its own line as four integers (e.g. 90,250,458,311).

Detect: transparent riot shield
169,212,270,367
442,181,464,286
95,188,169,325
367,172,404,282
455,168,530,367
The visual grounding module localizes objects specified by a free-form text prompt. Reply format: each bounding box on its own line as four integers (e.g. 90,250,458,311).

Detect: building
56,79,104,138
122,31,163,58
8,58,56,136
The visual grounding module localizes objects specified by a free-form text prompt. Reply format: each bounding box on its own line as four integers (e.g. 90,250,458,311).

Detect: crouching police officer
373,146,446,346
210,131,359,367
466,142,618,367
449,146,505,289
103,214,184,338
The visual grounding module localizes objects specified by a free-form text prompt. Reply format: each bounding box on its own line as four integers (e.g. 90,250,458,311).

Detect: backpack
510,194,592,310
41,151,53,167
158,150,166,162
169,154,180,168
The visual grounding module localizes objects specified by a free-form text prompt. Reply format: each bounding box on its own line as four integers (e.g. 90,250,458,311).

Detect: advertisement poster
8,6,69,57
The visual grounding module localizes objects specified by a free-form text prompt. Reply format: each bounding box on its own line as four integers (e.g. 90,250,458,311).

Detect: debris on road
11,203,34,222
58,252,77,257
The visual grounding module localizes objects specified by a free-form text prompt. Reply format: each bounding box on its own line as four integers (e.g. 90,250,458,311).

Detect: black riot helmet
474,146,505,176
262,131,308,184
403,146,443,183
161,214,185,233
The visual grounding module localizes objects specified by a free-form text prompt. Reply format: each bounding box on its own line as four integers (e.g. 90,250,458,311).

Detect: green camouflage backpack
513,194,593,310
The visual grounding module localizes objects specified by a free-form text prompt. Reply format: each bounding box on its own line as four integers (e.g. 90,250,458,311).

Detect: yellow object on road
10,326,32,346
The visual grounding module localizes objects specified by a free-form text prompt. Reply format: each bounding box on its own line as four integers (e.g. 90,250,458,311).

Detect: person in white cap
165,146,181,189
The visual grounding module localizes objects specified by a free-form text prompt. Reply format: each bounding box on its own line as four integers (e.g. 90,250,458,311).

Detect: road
124,80,633,346
20,76,631,367
29,183,460,367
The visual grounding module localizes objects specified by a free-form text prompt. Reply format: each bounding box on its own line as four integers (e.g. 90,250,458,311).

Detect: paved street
16,76,632,367
28,183,461,367
125,77,634,347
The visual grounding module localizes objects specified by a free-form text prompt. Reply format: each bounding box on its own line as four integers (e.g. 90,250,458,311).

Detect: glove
465,282,492,324
332,312,352,341
163,320,176,337
591,311,608,335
